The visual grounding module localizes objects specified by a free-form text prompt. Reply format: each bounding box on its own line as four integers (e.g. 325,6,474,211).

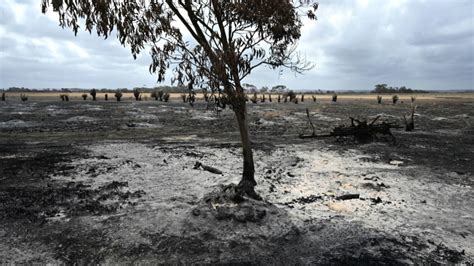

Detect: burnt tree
90,88,97,101
115,91,122,101
42,0,317,199
403,105,416,131
133,89,141,101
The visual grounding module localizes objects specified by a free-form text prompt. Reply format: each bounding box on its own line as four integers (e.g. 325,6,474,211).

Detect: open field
0,94,473,264
3,91,474,102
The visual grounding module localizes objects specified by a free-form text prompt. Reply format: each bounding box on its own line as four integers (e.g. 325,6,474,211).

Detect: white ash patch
432,116,448,121
255,118,277,126
375,113,399,119
0,119,37,128
50,142,243,234
190,110,218,121
283,116,298,122
161,135,199,141
135,114,159,120
80,104,103,111
12,103,37,111
63,116,97,122
46,105,69,115
435,129,462,136
192,114,217,121
10,112,32,115
312,113,341,122
454,114,470,119
50,141,474,258
257,145,473,256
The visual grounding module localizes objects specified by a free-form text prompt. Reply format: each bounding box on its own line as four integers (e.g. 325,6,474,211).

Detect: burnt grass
0,97,473,264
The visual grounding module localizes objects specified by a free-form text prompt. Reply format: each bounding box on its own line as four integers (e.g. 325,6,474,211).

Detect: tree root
196,184,267,223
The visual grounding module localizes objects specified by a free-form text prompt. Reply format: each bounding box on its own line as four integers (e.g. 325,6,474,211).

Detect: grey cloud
0,0,473,90
293,0,474,90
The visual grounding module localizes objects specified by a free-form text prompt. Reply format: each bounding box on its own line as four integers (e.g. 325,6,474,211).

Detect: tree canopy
42,0,317,99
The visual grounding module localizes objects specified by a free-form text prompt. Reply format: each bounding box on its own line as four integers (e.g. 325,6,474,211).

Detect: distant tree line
371,84,428,94
241,84,350,95
2,84,432,94
3,86,190,93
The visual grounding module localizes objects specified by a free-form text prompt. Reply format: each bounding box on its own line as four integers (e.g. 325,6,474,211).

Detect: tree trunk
234,100,260,199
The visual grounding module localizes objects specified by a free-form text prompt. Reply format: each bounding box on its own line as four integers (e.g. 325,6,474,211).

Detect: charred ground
0,95,473,264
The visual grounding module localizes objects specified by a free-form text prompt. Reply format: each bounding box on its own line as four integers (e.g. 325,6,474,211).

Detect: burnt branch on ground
300,113,402,144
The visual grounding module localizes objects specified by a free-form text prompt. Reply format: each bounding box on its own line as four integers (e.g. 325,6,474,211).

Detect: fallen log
336,194,360,200
300,113,401,144
193,162,223,175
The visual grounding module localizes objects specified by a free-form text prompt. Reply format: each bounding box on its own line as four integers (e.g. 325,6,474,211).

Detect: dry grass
262,110,285,119
2,92,473,102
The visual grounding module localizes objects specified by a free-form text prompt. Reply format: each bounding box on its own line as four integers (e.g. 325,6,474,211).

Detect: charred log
300,113,401,144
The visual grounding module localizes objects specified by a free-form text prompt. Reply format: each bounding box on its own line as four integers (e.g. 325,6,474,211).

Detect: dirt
0,96,473,264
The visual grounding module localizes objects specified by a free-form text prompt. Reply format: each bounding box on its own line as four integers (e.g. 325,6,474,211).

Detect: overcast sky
0,0,473,91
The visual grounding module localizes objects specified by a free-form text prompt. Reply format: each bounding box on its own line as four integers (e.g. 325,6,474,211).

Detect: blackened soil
0,96,473,264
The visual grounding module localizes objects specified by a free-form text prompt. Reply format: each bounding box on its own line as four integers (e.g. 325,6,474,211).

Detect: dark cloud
0,0,473,90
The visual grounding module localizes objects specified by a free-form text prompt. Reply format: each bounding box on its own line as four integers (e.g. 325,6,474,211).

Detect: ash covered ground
0,96,473,264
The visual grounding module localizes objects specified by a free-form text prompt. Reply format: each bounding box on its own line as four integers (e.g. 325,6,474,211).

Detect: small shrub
115,91,123,101
377,95,382,104
403,105,416,131
287,90,296,101
392,95,399,104
133,89,141,101
81,93,88,100
150,91,157,100
157,90,164,101
250,93,258,104
163,93,170,102
20,94,28,102
90,88,97,101
60,94,69,101
332,94,338,102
